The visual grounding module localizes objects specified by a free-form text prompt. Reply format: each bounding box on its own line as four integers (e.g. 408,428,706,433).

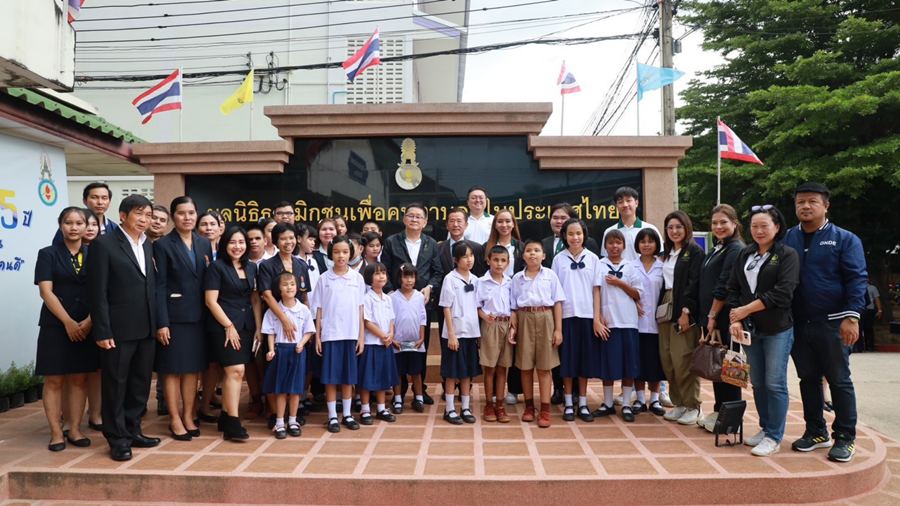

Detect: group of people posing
34,182,866,464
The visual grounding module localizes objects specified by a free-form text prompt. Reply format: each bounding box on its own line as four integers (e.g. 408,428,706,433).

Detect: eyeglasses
274,211,294,217
666,225,684,231
751,205,774,212
405,215,426,221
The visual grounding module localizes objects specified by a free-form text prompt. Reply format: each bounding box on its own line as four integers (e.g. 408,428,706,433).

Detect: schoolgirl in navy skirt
357,263,399,424
390,263,428,414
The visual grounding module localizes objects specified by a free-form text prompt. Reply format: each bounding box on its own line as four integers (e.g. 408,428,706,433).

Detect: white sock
446,394,456,413
650,391,659,403
603,386,614,407
636,389,646,404
394,395,402,404
342,399,352,417
415,395,423,402
377,403,385,413
288,416,297,425
327,401,337,419
360,404,370,415
564,394,573,406
275,417,285,428
579,395,588,408
462,395,470,410
622,386,633,409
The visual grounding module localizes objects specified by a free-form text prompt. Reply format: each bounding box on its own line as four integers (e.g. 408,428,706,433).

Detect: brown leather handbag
689,329,726,382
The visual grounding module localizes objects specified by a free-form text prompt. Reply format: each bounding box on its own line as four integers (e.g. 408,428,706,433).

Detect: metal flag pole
561,93,565,135
250,101,254,141
179,68,184,142
636,81,641,136
717,116,722,205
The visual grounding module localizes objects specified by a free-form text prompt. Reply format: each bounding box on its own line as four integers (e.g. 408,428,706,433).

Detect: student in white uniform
510,239,566,428
631,229,668,417
477,246,516,424
390,263,427,414
594,230,643,423
600,186,662,261
262,273,316,439
439,242,482,425
552,218,609,423
358,262,399,425
311,236,366,434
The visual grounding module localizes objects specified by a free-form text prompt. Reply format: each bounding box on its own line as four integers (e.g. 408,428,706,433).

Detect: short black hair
405,203,427,217
258,217,275,227
447,207,468,221
489,245,509,258
362,262,387,286
549,202,577,219
362,219,381,231
749,205,788,242
795,182,830,203
327,235,353,260
245,222,265,235
169,196,196,216
361,231,382,247
152,204,169,216
452,241,473,261
634,228,661,254
57,206,86,226
83,182,112,201
271,222,296,245
614,186,639,202
604,229,626,246
218,226,251,265
523,238,545,251
273,201,293,210
118,194,152,216
467,186,487,198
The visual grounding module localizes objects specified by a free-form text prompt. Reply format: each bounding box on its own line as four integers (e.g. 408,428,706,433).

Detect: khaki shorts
479,319,514,368
515,310,559,371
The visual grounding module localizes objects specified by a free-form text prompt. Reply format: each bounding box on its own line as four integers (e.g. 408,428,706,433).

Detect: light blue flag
637,62,686,101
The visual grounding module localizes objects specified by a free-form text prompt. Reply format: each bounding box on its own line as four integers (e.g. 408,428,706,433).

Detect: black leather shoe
562,405,575,422
111,445,132,461
187,428,201,438
411,400,425,413
460,408,476,424
422,392,434,405
550,389,564,405
287,423,302,437
360,412,374,426
267,414,277,430
131,434,161,448
443,410,463,425
649,400,667,416
197,412,218,424
621,406,635,423
376,410,396,423
591,405,615,418
66,435,91,447
169,426,192,442
88,420,104,432
48,441,66,452
578,406,595,422
157,399,169,416
342,416,360,430
326,417,341,433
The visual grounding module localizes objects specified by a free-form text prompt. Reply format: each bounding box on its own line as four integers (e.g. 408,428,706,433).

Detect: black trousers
100,336,155,448
857,309,877,352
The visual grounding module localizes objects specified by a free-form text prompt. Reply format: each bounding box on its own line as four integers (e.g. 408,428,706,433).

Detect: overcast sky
462,0,723,136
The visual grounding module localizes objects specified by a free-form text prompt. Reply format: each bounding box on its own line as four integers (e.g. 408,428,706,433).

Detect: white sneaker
751,437,781,456
744,430,766,447
698,412,718,431
663,406,687,421
506,393,518,405
677,407,702,425
613,391,637,406
659,391,675,408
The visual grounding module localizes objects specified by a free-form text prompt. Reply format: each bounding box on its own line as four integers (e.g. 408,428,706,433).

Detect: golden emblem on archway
395,138,422,191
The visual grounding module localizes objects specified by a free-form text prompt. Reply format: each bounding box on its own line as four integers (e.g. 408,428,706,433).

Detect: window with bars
346,37,405,104
121,187,155,201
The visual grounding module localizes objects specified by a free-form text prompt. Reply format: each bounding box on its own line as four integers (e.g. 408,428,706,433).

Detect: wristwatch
682,308,691,315
848,317,859,323
708,310,718,318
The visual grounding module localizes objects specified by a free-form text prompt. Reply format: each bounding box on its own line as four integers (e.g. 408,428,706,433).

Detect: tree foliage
675,0,900,270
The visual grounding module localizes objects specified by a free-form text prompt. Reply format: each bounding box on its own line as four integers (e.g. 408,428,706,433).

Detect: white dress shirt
119,227,147,276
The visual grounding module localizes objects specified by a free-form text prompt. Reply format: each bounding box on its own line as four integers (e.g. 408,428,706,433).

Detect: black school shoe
443,410,463,425
632,401,647,414
578,405,595,422
359,412,374,426
326,418,341,433
591,404,615,418
551,389,564,405
649,400,667,416
422,392,435,405
563,405,575,422
376,410,397,422
342,415,360,430
393,401,404,414
274,426,287,440
622,406,635,422
287,423,302,437
411,400,425,413
460,409,477,424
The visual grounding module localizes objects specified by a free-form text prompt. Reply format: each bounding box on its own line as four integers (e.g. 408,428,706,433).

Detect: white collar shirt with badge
310,269,366,342
552,249,602,319
390,290,427,353
438,269,480,339
363,289,395,346
601,219,662,261
404,235,422,264
261,300,316,344
510,266,566,310
598,257,642,329
476,272,512,317
632,258,665,334
463,213,494,244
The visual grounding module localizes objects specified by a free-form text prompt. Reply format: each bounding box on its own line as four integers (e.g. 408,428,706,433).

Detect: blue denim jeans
791,320,857,440
744,328,794,442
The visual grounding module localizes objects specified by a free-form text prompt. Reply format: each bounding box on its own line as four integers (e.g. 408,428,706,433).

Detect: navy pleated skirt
599,328,641,381
357,344,399,392
440,338,482,380
263,343,307,395
559,317,602,379
320,340,358,386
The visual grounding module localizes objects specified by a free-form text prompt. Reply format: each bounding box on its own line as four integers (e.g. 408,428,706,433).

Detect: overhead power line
83,0,238,8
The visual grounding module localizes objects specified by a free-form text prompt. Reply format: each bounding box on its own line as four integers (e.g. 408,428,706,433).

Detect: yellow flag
219,70,254,115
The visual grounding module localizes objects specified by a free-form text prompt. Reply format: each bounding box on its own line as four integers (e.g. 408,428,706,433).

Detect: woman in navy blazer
153,197,213,441
35,207,99,451
205,227,262,440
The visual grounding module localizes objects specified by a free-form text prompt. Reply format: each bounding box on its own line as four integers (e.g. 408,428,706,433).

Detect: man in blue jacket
783,182,866,463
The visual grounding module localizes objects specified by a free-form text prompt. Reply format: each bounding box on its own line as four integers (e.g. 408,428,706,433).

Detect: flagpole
716,116,721,205
636,83,641,136
250,101,255,141
561,93,565,136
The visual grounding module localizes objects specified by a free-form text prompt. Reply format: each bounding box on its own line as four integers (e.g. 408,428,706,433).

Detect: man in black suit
87,195,160,461
382,203,444,404
541,202,601,404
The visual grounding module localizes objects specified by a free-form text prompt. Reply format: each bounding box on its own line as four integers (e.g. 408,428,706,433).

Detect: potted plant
24,362,39,404
0,367,11,413
8,362,27,409
33,371,45,401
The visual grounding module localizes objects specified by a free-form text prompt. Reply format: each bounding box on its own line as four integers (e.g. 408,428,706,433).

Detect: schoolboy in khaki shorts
477,246,517,423
510,239,566,428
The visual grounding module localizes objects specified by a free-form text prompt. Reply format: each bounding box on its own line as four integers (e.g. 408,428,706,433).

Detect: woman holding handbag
658,211,706,426
696,204,745,432
726,205,799,457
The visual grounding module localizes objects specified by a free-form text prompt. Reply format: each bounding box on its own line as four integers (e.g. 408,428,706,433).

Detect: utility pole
659,0,676,136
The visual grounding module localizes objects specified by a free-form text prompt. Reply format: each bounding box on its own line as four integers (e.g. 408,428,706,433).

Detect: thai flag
68,0,84,23
560,72,581,95
718,119,763,165
557,62,567,86
132,69,183,125
343,29,381,83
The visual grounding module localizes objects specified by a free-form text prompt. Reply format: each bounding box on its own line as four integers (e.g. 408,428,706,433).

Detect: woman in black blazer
726,205,799,456
658,211,706,425
154,197,213,441
205,227,262,440
35,207,98,451
696,204,744,432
